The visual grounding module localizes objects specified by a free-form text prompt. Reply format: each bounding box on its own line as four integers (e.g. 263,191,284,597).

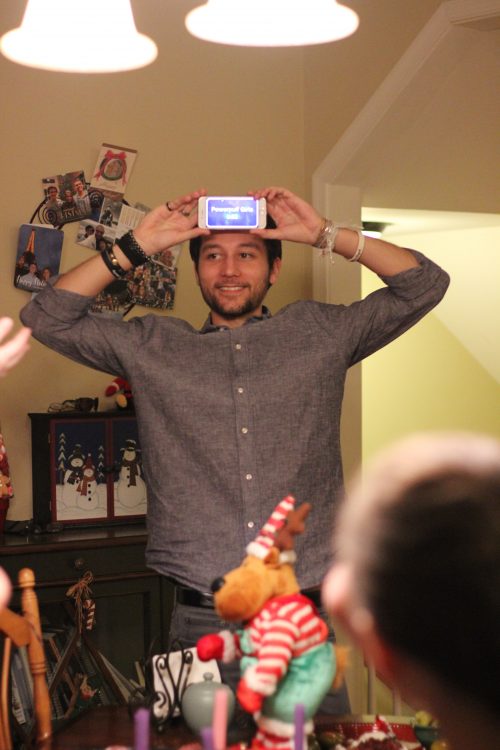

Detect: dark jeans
168,600,351,722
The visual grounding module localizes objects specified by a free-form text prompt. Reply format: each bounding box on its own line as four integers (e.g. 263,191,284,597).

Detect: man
322,431,500,750
45,185,63,209
61,189,76,211
80,224,106,249
16,262,44,290
72,177,91,217
21,187,449,715
44,185,63,224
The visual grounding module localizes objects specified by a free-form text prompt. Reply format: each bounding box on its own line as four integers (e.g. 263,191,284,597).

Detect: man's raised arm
251,186,419,276
55,190,209,296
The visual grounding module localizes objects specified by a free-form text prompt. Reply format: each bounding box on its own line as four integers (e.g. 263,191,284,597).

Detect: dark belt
175,583,322,610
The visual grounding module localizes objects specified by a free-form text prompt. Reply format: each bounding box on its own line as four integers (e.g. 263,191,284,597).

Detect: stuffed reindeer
197,496,342,750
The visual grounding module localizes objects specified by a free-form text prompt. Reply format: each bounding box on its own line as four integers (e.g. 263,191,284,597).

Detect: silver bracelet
348,230,366,262
314,219,339,264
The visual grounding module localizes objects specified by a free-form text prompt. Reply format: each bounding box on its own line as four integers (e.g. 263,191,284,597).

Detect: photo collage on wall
14,143,181,315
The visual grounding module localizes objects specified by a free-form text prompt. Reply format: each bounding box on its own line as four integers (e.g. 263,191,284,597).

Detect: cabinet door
29,412,148,529
109,417,148,521
51,417,110,525
12,574,164,681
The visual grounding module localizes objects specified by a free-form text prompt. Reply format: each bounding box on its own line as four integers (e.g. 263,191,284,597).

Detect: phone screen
204,197,260,229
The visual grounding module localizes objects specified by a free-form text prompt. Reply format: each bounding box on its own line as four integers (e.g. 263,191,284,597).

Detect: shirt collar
200,306,272,334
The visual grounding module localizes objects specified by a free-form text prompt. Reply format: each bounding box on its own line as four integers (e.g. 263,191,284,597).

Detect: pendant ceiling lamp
185,0,359,47
0,0,157,73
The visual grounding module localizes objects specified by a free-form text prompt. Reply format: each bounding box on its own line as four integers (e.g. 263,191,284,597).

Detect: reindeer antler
274,502,312,552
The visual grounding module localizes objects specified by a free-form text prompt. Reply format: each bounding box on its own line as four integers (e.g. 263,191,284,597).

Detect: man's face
95,226,105,240
74,180,84,195
195,232,281,328
48,187,58,200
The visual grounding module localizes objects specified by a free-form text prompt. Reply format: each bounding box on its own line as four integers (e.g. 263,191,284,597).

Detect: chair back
0,568,51,750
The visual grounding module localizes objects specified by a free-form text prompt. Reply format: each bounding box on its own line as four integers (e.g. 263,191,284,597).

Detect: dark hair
189,214,282,269
367,469,500,716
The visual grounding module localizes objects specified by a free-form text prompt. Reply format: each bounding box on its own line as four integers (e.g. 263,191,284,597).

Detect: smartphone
198,196,266,230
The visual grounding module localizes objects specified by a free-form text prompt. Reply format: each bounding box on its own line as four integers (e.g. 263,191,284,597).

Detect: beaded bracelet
116,230,149,267
100,245,129,279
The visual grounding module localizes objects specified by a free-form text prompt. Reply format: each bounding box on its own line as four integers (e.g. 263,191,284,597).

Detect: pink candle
212,688,228,750
134,707,150,750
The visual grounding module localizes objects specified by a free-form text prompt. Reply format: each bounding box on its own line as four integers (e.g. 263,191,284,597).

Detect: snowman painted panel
111,418,147,517
53,419,108,521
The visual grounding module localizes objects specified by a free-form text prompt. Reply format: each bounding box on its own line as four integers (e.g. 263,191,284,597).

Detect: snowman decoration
76,454,99,511
62,445,86,508
116,439,146,510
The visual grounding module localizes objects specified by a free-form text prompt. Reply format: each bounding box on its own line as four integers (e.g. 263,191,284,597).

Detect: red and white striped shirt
242,593,328,695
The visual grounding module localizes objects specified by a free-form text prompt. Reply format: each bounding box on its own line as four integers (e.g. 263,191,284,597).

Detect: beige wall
0,2,311,520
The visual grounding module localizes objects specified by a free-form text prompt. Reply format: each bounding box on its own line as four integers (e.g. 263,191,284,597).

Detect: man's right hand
133,189,210,256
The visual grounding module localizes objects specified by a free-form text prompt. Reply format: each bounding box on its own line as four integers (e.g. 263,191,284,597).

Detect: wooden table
50,705,198,749
49,708,421,749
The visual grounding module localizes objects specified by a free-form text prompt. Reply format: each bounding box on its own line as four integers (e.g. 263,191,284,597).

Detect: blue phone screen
205,197,258,229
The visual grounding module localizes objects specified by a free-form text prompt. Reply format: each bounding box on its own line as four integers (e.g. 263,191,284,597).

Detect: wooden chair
0,568,51,749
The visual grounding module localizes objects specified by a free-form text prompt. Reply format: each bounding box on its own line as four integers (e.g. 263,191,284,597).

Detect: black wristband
116,230,149,267
100,246,128,279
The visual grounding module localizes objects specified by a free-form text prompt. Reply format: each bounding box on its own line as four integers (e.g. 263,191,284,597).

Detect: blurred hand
236,679,264,713
0,567,12,610
197,633,225,661
0,318,31,377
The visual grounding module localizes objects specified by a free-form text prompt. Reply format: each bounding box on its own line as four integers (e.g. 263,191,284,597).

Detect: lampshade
362,221,390,239
0,0,157,73
185,0,359,47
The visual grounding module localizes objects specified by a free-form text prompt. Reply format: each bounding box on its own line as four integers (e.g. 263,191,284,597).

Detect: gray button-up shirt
21,251,449,591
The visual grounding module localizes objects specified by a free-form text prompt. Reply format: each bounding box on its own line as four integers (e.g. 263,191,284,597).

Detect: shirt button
235,343,242,350
241,427,248,434
247,521,255,529
245,473,253,481
237,387,244,394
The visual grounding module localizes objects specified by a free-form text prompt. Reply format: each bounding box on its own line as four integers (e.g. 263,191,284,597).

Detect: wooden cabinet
0,526,174,681
29,411,147,529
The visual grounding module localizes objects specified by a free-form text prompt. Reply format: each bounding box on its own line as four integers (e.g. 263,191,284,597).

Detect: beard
199,275,271,322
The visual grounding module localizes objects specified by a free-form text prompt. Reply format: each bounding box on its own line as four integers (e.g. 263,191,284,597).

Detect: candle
201,726,214,750
134,707,150,750
294,703,305,750
212,687,228,750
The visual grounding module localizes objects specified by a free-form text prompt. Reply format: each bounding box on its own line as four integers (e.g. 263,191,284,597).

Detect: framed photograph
29,412,147,528
91,143,137,195
14,224,64,292
41,171,94,226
